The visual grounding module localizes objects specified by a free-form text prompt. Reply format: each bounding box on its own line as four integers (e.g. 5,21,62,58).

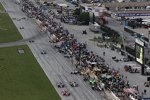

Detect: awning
57,3,68,7
101,74,112,79
123,88,138,94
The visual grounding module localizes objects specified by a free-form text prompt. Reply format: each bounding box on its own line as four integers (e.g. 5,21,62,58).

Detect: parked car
83,75,89,81
70,70,80,74
144,81,150,87
120,58,130,62
124,64,140,73
91,85,101,91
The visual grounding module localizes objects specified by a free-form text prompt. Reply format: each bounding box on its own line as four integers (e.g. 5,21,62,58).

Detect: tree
78,12,89,25
73,8,81,16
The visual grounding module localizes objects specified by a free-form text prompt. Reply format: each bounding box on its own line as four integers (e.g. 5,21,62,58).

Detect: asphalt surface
106,17,136,47
0,0,111,100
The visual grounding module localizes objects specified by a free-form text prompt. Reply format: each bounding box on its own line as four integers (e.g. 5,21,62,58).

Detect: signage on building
135,39,144,64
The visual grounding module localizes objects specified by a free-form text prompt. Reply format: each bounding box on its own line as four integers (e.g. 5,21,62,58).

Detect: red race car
61,90,70,96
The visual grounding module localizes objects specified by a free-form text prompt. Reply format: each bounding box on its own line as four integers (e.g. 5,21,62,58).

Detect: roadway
0,0,110,100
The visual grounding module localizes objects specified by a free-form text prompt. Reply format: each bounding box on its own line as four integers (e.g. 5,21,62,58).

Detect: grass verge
0,3,22,43
0,45,61,100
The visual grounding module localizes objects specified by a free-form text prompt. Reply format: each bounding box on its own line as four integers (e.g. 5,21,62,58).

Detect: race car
69,81,78,87
29,40,34,43
56,82,65,88
61,90,70,96
91,85,102,91
83,75,89,81
70,70,80,74
41,50,47,54
19,27,24,29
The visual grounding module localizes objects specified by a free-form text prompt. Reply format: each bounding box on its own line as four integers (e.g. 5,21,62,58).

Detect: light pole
121,32,127,57
148,28,150,43
78,44,82,65
67,6,69,13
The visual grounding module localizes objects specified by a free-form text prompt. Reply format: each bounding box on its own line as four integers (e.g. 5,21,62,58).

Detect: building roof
39,0,55,3
57,3,68,7
104,2,150,8
117,10,150,13
81,3,103,8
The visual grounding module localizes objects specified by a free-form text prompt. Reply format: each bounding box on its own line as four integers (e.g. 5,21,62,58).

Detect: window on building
125,7,130,9
134,6,138,9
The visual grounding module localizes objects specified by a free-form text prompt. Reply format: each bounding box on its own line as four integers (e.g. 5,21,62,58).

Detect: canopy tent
110,91,120,100
93,67,101,71
89,73,98,80
99,82,105,89
123,88,138,100
49,34,58,43
129,95,137,100
57,3,68,8
123,88,138,94
86,60,97,65
36,19,42,26
101,74,112,79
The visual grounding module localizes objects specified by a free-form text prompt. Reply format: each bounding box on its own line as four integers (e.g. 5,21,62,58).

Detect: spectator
103,52,105,56
144,89,147,95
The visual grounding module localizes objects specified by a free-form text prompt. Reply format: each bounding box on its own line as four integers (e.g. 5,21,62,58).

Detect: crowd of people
54,34,140,99
20,0,142,100
22,0,64,37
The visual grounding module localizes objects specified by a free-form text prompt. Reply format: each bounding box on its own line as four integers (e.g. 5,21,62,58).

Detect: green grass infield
0,3,22,42
0,45,61,100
